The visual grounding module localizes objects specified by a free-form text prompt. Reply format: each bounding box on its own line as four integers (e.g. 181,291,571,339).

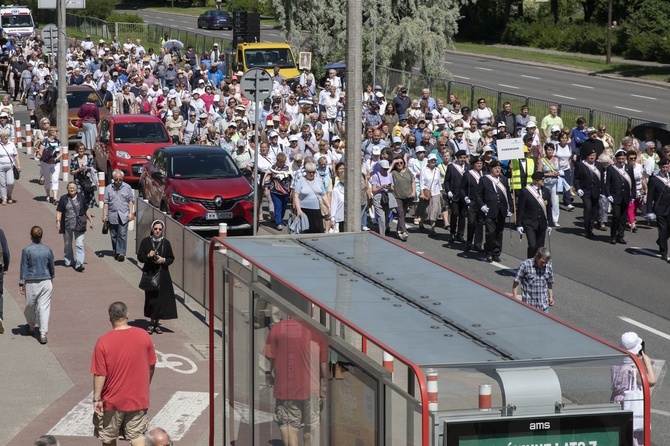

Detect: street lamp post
606,0,612,64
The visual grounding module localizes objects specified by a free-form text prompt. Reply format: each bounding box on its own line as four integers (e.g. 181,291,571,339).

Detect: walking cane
547,228,552,252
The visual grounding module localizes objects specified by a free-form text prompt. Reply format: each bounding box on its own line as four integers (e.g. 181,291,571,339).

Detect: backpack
40,140,56,163
141,98,151,113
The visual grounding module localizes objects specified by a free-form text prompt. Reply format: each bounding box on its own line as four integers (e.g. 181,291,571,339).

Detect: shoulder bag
0,143,18,180
139,240,163,291
306,179,329,217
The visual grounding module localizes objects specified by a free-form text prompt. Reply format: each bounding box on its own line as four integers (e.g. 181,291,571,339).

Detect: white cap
268,131,278,138
371,146,381,155
375,92,384,98
526,121,537,128
620,332,643,354
427,153,437,161
379,160,390,169
288,134,299,142
415,146,426,153
437,118,446,125
550,125,561,132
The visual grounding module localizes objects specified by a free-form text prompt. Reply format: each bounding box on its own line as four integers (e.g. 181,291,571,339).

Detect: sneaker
39,334,48,345
117,254,125,262
362,226,370,231
75,265,85,272
0,318,4,334
554,223,560,227
566,205,575,211
277,225,283,231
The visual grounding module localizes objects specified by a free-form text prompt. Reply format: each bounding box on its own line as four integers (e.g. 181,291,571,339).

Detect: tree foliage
271,0,466,77
70,0,116,20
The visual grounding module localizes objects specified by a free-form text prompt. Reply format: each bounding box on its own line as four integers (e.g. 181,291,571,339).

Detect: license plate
206,211,233,220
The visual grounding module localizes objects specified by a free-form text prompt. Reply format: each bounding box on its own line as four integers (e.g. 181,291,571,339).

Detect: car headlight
116,150,130,159
242,189,254,201
171,192,191,206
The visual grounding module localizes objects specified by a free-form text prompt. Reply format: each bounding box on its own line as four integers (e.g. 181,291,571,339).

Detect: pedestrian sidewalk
0,138,219,445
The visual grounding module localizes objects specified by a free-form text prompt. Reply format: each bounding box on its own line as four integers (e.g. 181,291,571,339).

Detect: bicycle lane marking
154,349,198,374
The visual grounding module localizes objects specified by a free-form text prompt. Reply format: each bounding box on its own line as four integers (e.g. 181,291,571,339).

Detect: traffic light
233,11,260,47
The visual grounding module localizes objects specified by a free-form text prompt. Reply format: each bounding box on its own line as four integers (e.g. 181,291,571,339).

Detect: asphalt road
111,10,670,442
443,52,669,123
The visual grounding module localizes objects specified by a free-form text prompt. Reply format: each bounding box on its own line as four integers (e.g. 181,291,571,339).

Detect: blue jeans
109,221,128,255
63,229,85,268
270,192,289,226
361,203,369,228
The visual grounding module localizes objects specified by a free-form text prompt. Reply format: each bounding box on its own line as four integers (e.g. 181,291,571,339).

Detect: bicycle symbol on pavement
155,350,198,374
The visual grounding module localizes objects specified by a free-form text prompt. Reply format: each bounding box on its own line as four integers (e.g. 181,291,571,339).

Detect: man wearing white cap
267,131,285,164
611,331,656,446
287,134,301,159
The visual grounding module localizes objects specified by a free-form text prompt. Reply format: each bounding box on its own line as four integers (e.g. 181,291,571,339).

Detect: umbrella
162,39,184,52
632,122,670,147
324,62,346,70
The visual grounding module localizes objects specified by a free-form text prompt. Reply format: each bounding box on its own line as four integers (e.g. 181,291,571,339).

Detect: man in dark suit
516,171,553,259
476,160,513,263
573,148,605,239
579,127,605,161
444,150,469,243
646,159,670,260
460,156,485,252
605,149,635,245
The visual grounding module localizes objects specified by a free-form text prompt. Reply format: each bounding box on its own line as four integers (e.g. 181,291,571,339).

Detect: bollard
14,119,21,149
61,146,69,182
479,384,492,411
426,369,438,412
25,124,32,156
383,351,394,374
98,172,105,208
218,223,228,253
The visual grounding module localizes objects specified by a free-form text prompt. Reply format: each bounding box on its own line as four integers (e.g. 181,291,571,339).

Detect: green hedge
500,17,608,54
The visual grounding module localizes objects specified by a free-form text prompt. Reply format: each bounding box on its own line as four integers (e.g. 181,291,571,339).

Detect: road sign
41,24,58,54
240,68,272,103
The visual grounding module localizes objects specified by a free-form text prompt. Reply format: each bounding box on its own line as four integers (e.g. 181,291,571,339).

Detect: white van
0,6,36,40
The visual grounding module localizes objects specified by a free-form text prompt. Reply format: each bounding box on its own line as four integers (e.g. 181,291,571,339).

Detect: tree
272,0,466,78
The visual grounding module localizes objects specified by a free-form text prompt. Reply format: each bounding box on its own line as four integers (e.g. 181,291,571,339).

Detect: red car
139,145,254,232
93,114,171,184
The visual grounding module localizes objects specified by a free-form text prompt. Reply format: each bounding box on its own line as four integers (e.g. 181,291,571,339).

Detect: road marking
631,94,656,100
652,408,670,417
618,316,670,341
499,84,519,90
48,392,95,437
521,75,541,80
476,67,493,71
571,84,594,89
444,61,453,65
453,75,470,80
630,246,661,258
152,392,215,440
155,350,198,374
615,106,642,113
49,391,219,438
552,94,576,100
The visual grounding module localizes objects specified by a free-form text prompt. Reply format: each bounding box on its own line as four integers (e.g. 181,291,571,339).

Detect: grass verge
453,42,670,83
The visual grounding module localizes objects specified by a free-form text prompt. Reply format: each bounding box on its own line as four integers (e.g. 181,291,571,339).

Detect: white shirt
420,166,442,196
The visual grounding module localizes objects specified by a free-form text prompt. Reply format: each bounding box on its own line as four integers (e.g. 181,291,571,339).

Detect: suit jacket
646,174,670,217
579,138,605,160
605,163,635,204
476,174,513,217
444,162,468,201
516,185,552,230
460,169,483,206
573,160,605,198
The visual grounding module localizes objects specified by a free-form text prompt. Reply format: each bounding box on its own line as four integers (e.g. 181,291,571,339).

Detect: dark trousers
657,214,670,255
465,205,484,247
484,213,505,257
582,195,599,234
270,192,289,226
524,227,546,259
449,200,466,236
562,168,574,206
396,197,413,233
611,200,629,240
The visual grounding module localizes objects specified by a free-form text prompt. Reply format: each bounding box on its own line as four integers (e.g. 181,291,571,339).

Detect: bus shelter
210,232,649,446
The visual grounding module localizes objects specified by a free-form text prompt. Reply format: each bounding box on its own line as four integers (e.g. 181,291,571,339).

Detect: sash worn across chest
525,185,547,217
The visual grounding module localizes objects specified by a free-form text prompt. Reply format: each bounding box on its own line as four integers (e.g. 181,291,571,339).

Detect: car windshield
244,48,296,69
1,15,33,28
210,10,229,17
113,123,171,143
169,153,240,179
67,90,102,108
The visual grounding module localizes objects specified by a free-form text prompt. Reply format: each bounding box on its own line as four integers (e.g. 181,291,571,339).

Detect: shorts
274,398,320,431
93,408,148,443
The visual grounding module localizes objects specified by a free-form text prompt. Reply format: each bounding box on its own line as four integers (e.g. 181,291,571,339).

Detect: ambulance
0,5,36,40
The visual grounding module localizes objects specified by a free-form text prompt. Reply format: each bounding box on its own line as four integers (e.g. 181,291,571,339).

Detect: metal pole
344,0,362,232
606,0,613,64
253,95,259,236
372,15,376,89
57,0,67,145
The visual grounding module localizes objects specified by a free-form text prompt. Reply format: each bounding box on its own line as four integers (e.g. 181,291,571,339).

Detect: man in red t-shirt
263,318,328,446
91,301,157,446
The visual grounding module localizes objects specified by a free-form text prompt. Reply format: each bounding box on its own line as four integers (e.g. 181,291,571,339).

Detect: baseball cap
375,92,384,98
379,160,390,169
427,153,437,161
398,114,407,120
550,125,561,133
371,146,381,155
236,139,246,147
587,127,597,134
392,136,402,144
498,121,507,128
526,121,537,128
268,131,278,138
288,134,299,142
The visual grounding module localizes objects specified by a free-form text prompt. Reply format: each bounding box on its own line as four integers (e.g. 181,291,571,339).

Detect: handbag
380,190,389,206
306,178,329,217
102,220,109,234
75,118,83,128
0,143,18,179
139,268,161,291
75,215,88,232
623,370,644,431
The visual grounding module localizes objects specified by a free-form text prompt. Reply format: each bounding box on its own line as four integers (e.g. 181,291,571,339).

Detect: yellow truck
233,42,301,81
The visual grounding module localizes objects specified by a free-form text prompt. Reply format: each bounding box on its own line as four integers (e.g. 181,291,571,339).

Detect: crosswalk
48,390,276,440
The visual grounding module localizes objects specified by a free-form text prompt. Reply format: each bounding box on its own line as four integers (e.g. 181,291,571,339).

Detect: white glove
507,211,513,218
646,213,656,221
481,205,489,214
464,197,471,205
447,191,454,199
547,227,553,236
577,189,584,197
607,196,614,203
516,227,524,235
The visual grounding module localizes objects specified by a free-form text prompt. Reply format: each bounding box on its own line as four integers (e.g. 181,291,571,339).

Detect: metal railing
374,65,651,144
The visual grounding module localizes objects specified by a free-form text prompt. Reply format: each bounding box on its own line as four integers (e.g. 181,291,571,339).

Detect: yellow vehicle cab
234,42,300,81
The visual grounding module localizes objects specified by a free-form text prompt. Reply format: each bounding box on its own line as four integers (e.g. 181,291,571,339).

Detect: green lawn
453,42,670,83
